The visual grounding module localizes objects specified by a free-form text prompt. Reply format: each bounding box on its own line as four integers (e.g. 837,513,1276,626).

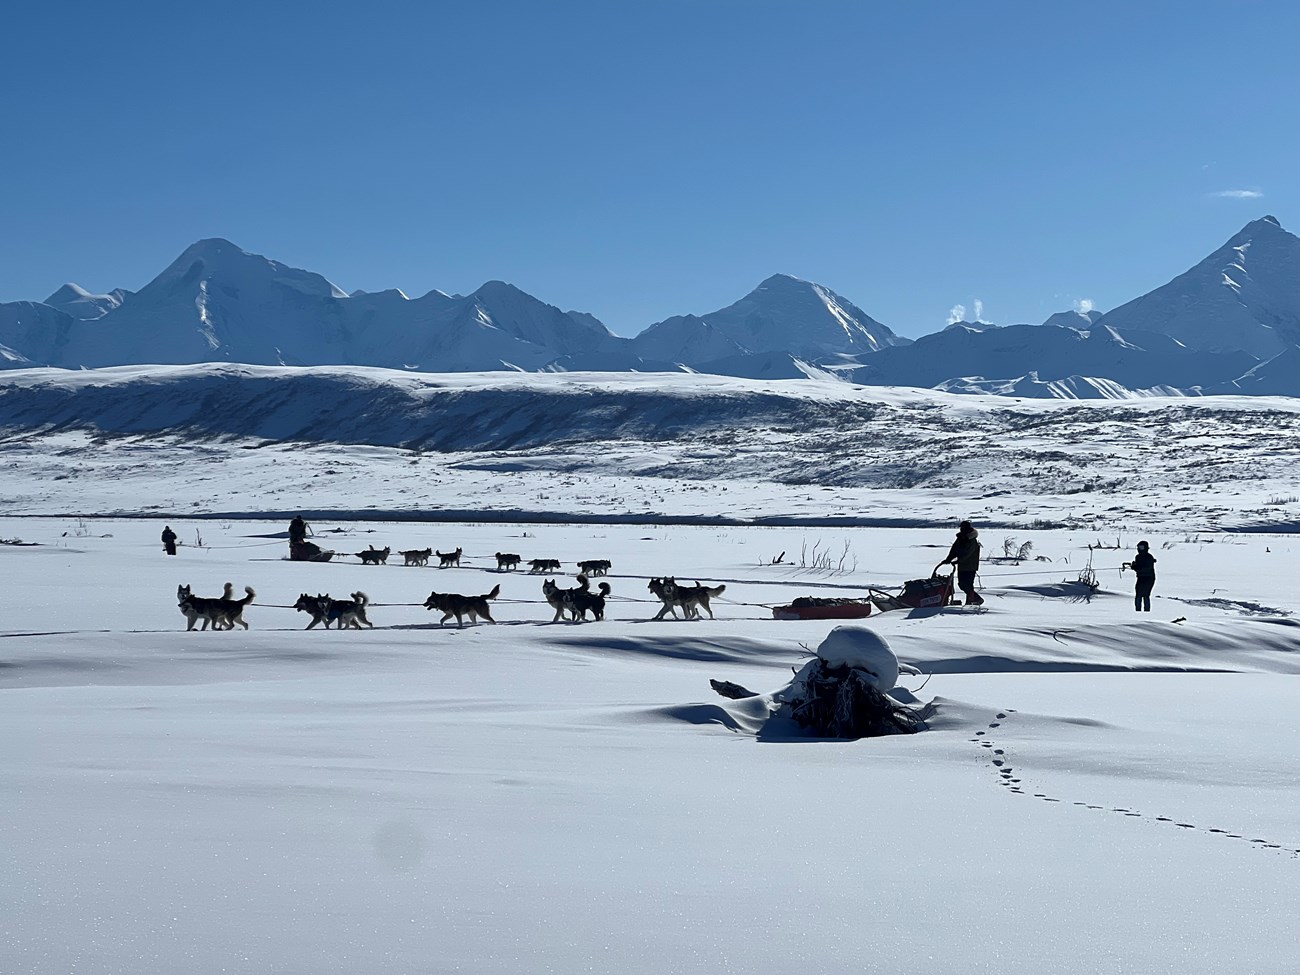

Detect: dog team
347,543,610,577
174,569,724,631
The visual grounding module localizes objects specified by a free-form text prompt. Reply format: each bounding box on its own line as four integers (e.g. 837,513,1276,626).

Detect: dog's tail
484,584,501,601
352,591,369,606
223,582,235,599
576,573,590,590
706,584,726,597
238,586,256,606
598,582,611,596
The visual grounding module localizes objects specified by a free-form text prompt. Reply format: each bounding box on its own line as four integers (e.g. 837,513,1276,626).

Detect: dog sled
773,565,956,620
875,564,955,610
290,540,336,562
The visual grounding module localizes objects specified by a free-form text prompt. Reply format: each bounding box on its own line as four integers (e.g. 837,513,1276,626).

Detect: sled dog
400,547,432,567
647,577,726,620
542,575,609,622
178,583,254,631
566,581,610,621
495,552,522,572
577,559,612,576
529,558,561,574
294,592,372,629
356,546,391,565
424,584,500,627
436,547,463,568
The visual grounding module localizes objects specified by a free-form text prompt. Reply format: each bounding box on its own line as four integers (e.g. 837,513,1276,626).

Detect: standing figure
1123,540,1157,612
943,520,983,606
161,525,178,556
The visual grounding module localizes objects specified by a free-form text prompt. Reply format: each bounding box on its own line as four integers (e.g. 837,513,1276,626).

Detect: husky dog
578,559,612,576
542,576,588,622
293,592,329,629
355,546,391,565
495,552,522,572
178,582,230,631
400,548,432,567
437,547,463,568
424,584,500,627
542,575,609,622
566,581,610,622
178,583,255,631
293,592,371,629
529,558,561,574
647,577,725,620
323,591,373,629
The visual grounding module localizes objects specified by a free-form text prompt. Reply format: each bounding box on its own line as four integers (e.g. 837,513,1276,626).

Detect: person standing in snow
1123,540,1157,612
943,520,983,606
161,525,178,556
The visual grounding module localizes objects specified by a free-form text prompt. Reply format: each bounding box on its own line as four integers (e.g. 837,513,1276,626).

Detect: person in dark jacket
161,525,178,556
943,520,983,606
1123,540,1157,612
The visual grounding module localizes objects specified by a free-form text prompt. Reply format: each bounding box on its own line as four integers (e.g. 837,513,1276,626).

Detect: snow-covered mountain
1094,215,1300,358
843,321,1256,393
697,273,908,358
29,239,615,372
4,218,1300,398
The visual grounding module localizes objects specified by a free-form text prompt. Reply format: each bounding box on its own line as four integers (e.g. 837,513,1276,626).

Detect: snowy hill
0,300,76,366
3,364,1300,532
1094,215,1300,358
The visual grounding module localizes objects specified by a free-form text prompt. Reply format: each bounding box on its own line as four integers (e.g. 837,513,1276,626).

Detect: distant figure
289,515,310,545
1123,540,1157,612
943,520,983,606
161,525,178,556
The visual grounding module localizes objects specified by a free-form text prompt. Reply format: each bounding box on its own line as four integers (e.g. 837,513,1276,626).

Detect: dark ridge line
0,509,1077,530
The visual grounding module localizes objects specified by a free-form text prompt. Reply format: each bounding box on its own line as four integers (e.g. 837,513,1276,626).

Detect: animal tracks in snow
970,709,1299,859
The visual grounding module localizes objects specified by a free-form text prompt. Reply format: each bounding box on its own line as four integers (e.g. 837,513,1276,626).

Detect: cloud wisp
1210,188,1264,199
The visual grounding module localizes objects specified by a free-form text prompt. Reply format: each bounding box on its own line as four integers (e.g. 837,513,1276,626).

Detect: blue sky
1,0,1293,337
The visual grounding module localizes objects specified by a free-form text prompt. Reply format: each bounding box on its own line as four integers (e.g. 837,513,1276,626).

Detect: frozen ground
3,514,1298,974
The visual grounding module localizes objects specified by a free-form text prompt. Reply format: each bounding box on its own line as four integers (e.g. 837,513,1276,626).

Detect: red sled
772,597,874,621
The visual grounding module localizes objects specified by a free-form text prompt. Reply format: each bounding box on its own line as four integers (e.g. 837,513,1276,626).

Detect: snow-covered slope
1094,215,1300,358
3,365,1300,530
0,301,76,368
628,314,747,365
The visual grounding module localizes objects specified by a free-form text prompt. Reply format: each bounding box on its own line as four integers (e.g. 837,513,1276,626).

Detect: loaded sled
772,564,955,620
290,540,336,562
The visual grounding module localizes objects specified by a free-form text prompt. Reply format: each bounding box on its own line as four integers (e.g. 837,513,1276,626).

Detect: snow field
2,517,1298,974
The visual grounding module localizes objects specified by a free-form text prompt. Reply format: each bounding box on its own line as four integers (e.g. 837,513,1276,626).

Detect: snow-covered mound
814,625,899,690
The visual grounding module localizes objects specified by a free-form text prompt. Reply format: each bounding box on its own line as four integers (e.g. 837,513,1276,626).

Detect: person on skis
1123,540,1157,612
943,520,983,606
